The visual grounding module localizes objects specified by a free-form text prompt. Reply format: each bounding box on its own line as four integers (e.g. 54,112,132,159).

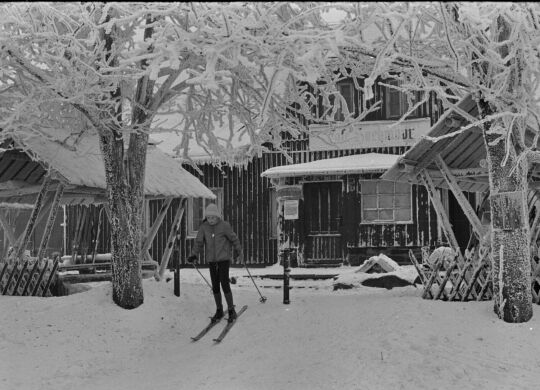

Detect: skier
187,203,243,323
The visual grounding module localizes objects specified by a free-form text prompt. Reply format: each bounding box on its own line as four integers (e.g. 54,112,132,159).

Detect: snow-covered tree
0,2,344,309
3,2,535,321
318,2,540,323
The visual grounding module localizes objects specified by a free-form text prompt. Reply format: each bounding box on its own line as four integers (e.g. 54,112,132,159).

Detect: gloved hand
187,255,197,264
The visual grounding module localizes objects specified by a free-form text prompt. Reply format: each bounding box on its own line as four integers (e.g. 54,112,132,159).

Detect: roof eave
262,168,391,179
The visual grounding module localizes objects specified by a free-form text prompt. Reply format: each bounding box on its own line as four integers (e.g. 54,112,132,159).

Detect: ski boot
211,308,224,323
228,307,237,323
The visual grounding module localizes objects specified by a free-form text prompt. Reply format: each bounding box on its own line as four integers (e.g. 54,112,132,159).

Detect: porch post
0,210,17,248
37,182,65,261
157,198,186,279
15,174,52,262
142,197,173,259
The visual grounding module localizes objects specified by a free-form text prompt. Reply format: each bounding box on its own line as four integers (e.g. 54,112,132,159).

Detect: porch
262,153,433,267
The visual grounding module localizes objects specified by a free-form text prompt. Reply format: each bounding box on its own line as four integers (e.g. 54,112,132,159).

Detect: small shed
0,128,214,295
261,152,442,266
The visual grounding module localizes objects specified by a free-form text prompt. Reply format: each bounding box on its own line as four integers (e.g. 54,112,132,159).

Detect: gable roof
4,128,215,203
261,153,400,179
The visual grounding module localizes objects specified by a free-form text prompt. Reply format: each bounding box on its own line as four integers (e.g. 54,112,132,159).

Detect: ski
213,305,248,343
191,318,222,342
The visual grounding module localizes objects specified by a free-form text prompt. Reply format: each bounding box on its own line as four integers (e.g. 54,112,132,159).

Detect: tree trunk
482,117,532,322
476,14,533,323
98,130,145,309
94,8,153,310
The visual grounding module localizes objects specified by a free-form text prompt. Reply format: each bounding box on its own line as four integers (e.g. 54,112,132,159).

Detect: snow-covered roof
11,128,215,199
261,153,400,179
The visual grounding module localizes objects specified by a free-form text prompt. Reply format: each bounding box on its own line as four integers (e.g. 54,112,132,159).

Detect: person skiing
187,203,243,323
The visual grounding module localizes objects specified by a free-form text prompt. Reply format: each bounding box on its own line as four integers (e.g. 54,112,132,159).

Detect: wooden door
303,182,343,266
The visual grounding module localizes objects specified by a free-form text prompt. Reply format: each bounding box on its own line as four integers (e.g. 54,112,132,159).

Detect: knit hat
205,203,221,218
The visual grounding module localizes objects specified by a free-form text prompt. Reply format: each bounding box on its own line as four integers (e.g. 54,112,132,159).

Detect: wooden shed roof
382,94,540,193
382,94,490,192
0,128,215,205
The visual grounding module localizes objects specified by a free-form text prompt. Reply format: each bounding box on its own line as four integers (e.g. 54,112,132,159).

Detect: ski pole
191,262,212,290
242,260,267,303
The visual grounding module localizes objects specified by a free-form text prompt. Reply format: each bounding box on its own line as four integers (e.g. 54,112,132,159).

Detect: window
335,82,354,121
385,80,420,119
361,180,412,223
188,188,223,236
437,188,449,244
319,81,355,121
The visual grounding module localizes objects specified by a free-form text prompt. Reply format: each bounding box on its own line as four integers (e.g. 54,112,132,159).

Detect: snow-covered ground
1,263,540,390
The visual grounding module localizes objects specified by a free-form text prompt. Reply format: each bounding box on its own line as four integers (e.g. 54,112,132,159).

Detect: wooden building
0,127,214,290
49,75,475,270
179,76,475,267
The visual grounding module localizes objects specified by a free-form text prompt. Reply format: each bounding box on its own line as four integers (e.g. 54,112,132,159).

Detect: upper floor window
188,188,223,237
335,82,355,121
319,81,355,121
385,79,421,119
361,180,412,223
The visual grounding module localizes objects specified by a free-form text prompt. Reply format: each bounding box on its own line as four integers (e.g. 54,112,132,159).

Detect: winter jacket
190,218,242,263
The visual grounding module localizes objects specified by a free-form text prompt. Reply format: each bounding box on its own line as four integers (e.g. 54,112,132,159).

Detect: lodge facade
179,77,476,267
42,76,477,269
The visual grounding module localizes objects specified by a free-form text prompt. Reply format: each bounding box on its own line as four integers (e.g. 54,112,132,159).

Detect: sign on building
283,200,299,220
309,117,431,151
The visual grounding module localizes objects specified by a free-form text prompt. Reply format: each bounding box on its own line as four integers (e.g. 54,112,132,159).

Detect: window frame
360,180,413,224
335,81,355,121
437,188,449,244
384,79,421,120
187,188,223,237
319,80,356,122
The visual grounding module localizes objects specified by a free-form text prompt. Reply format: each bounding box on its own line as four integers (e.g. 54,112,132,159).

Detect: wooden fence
0,257,60,297
412,244,540,305
410,246,493,302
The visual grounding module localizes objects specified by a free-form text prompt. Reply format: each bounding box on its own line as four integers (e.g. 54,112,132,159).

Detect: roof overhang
6,128,216,201
382,94,489,192
261,153,400,179
381,94,540,193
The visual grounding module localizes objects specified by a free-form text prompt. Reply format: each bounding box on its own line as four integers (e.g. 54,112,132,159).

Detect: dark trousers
209,260,231,295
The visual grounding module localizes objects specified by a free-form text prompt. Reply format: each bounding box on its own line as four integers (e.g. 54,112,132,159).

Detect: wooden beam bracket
435,154,484,239
157,199,186,280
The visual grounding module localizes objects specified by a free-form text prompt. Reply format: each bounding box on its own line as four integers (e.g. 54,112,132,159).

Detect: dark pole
173,253,180,297
283,249,290,304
